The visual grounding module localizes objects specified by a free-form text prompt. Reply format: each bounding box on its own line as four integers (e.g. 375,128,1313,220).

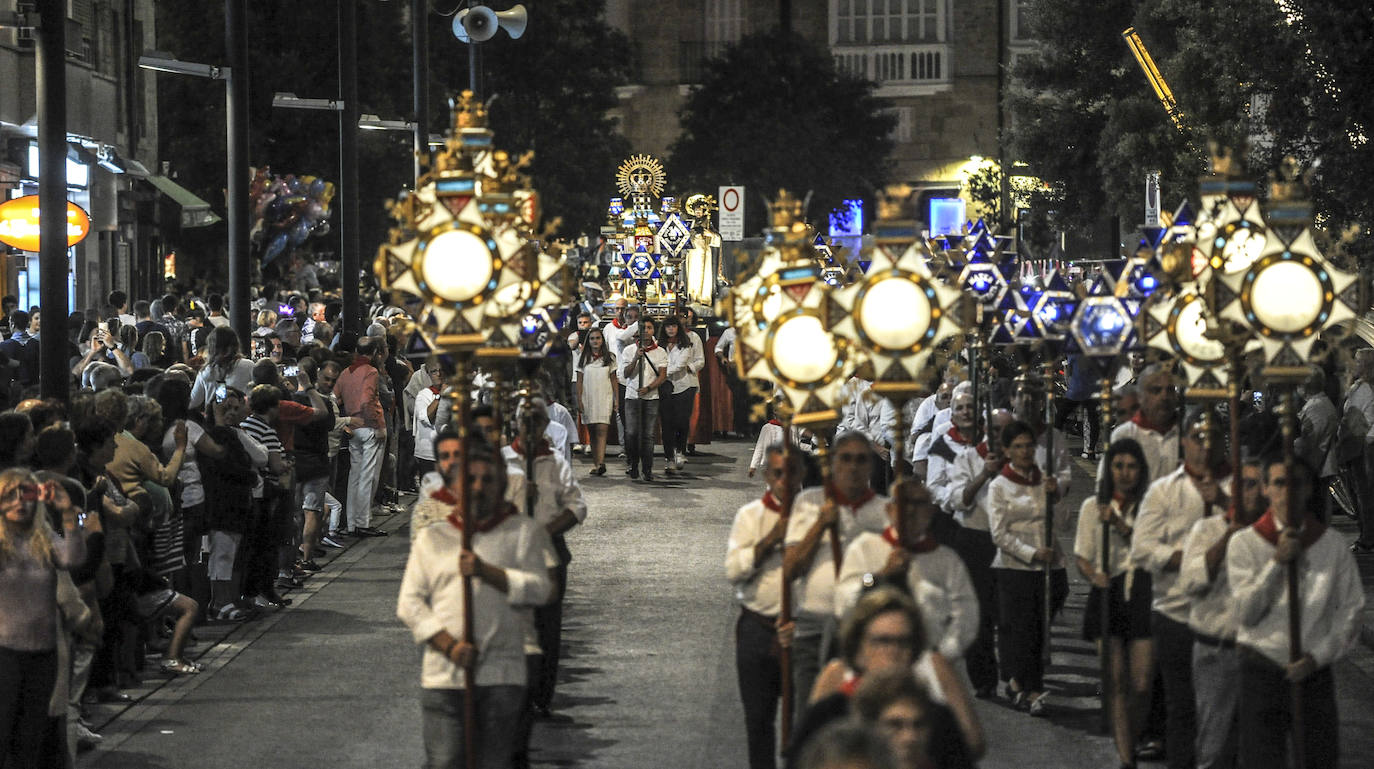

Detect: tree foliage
666,29,896,236
427,0,631,238
1011,0,1374,262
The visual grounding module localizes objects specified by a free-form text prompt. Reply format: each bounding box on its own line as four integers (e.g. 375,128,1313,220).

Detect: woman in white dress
575,326,615,475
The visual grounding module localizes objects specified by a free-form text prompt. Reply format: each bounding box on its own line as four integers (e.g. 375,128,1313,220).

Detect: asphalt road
80,439,1374,768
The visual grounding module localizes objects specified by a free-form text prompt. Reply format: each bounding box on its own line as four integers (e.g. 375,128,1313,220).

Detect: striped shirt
240,414,283,486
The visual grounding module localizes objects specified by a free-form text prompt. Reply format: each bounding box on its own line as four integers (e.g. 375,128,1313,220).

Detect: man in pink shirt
335,337,388,536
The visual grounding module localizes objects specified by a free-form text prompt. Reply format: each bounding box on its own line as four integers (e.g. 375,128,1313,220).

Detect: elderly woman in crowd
0,468,87,766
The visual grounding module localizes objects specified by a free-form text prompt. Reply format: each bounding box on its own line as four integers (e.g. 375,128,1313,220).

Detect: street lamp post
137,49,246,343
339,0,360,335
34,0,68,400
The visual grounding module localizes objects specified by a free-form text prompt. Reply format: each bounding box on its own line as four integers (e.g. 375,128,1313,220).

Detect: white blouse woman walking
575,327,615,476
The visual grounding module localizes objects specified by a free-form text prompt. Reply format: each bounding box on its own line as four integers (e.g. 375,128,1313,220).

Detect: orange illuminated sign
0,195,92,252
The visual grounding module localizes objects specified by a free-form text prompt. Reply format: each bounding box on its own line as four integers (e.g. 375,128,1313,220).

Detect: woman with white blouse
574,327,615,476
1074,438,1155,769
658,315,703,476
189,326,257,410
986,419,1070,716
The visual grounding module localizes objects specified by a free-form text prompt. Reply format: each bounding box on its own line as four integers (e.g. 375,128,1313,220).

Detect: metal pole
36,0,68,401
448,353,477,769
1097,371,1115,729
468,32,478,97
226,0,250,345
411,0,428,186
339,0,361,335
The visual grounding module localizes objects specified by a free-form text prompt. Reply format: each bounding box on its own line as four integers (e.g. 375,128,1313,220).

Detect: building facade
1,0,213,315
605,0,1033,235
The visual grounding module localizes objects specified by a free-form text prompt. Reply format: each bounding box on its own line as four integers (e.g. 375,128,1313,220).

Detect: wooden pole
778,414,797,750
1041,356,1057,667
1278,386,1306,769
450,353,477,769
1098,372,1115,729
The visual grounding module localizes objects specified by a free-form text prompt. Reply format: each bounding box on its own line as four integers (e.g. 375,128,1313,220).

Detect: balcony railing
832,42,952,95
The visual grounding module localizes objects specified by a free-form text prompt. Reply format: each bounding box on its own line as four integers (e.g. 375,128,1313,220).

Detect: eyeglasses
2,484,39,503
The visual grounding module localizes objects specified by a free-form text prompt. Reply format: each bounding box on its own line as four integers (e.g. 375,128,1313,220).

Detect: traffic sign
719,185,744,241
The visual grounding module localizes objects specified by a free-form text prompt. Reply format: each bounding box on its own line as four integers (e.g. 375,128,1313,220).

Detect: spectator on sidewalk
335,337,387,537
0,309,40,388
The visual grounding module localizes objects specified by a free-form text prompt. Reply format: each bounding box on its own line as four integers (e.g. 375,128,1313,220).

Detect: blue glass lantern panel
929,198,965,237
829,199,865,238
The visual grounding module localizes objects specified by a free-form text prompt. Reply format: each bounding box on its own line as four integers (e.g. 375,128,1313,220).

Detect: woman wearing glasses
575,326,615,476
0,468,87,765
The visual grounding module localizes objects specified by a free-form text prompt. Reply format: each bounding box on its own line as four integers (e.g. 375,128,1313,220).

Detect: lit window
834,0,944,46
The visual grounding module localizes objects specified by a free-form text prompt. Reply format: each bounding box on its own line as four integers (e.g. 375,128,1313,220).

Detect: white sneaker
674,452,685,471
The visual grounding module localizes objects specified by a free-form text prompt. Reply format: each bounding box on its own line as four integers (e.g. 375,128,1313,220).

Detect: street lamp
139,49,249,343
272,92,343,111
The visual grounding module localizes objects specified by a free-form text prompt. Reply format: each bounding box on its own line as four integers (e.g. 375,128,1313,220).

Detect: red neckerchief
762,492,783,512
767,419,782,427
348,354,371,372
1252,509,1327,549
640,341,659,353
431,487,458,504
947,425,973,446
1000,463,1043,486
510,437,553,457
881,526,939,554
1131,410,1174,436
611,317,628,330
446,502,517,534
827,483,877,510
429,385,441,395
975,441,990,459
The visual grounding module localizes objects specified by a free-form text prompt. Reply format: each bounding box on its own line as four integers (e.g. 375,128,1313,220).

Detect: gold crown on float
452,90,487,130
1268,156,1307,204
1207,139,1244,178
770,189,805,229
616,154,666,198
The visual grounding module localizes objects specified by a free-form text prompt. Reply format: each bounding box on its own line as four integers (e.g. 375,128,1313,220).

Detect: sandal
160,659,203,675
214,603,249,622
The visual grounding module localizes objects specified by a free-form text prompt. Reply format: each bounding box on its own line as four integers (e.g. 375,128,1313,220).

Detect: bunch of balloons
249,167,336,266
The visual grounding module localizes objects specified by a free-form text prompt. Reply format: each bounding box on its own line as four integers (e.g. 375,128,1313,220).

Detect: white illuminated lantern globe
857,277,931,350
770,313,839,384
1247,259,1323,334
421,229,494,303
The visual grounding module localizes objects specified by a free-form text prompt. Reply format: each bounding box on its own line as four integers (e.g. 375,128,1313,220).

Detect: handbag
647,358,674,399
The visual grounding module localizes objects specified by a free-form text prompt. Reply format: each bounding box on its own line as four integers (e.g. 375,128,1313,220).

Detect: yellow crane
1122,27,1185,131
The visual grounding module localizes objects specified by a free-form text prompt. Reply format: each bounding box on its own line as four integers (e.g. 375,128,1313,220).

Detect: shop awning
143,174,222,228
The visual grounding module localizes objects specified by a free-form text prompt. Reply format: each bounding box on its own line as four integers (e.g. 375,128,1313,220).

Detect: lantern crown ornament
374,94,565,356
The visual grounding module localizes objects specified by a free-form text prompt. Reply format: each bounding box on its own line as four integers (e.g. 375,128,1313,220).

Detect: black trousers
242,497,279,597
531,561,568,711
736,610,782,769
1152,612,1197,769
1238,651,1337,769
956,528,999,691
660,387,697,459
995,568,1067,691
1056,398,1101,452
0,646,60,769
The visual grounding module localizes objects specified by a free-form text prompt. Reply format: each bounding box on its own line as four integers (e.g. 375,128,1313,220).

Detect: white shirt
546,402,578,462
413,387,441,461
834,532,979,661
1073,496,1139,578
162,421,207,508
396,509,553,689
1345,380,1374,442
190,358,257,409
1296,392,1339,477
665,335,704,392
785,486,888,616
838,379,873,435
1129,466,1230,623
725,497,785,616
986,472,1073,570
1177,515,1240,640
1228,523,1364,669
945,442,993,531
1106,420,1180,485
618,342,669,400
500,444,587,530
605,319,639,365
717,327,737,364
